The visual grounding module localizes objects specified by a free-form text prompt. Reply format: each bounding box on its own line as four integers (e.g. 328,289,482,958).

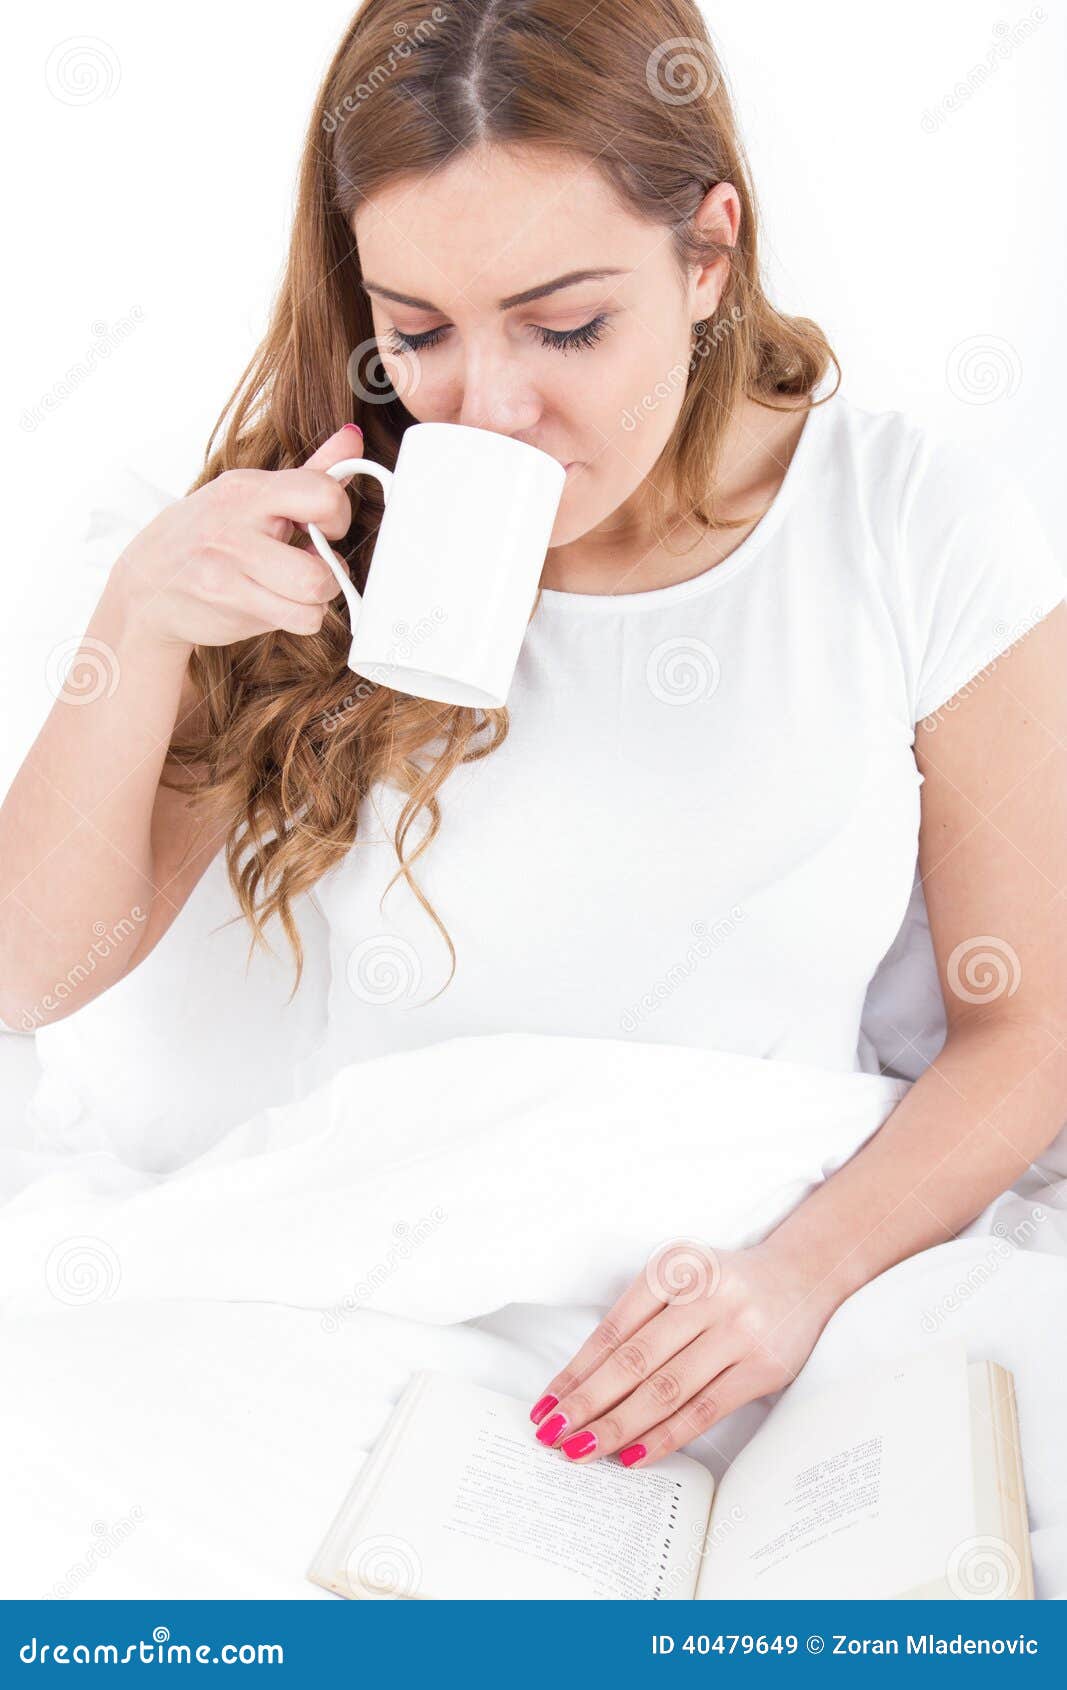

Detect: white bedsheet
1,1030,1065,1599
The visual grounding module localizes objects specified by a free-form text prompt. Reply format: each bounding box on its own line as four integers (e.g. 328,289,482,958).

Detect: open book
306,1340,1032,1600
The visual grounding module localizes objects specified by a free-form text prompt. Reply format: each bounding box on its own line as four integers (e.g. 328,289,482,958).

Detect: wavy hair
165,0,840,996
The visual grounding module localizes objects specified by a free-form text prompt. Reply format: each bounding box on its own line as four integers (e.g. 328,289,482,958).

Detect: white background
3,0,1063,793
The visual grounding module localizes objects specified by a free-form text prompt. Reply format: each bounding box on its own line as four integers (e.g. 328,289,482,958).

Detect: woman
2,0,1066,1476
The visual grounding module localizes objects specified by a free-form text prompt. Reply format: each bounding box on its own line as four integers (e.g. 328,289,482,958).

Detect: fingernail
619,1443,647,1467
535,1412,567,1445
530,1394,558,1425
342,423,363,436
560,1430,597,1460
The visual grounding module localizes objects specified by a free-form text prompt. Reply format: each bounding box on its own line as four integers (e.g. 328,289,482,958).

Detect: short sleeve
898,434,1065,725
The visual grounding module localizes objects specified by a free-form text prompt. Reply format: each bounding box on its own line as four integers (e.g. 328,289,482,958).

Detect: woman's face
352,145,732,546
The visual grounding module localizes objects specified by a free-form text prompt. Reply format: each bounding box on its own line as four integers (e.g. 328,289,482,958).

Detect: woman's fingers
613,1360,770,1470
191,570,332,640
237,532,343,605
530,1240,725,1431
533,1301,705,1441
531,1283,664,1422
301,422,365,476
536,1325,741,1464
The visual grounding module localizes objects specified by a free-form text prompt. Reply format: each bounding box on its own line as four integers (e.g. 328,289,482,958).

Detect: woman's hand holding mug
109,424,368,653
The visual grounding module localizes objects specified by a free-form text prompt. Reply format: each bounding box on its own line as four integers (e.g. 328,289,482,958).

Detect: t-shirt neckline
537,386,837,614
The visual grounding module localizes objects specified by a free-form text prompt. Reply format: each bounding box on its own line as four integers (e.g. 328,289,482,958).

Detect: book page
316,1371,715,1600
695,1341,976,1600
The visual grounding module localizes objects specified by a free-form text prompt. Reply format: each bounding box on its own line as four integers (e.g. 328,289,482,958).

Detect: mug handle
305,456,395,630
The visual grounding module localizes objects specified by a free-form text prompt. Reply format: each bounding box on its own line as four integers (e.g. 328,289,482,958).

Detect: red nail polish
342,423,363,435
530,1393,559,1425
619,1443,647,1467
561,1430,597,1459
535,1412,567,1445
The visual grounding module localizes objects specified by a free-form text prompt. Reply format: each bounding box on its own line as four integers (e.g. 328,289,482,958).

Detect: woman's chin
548,486,601,549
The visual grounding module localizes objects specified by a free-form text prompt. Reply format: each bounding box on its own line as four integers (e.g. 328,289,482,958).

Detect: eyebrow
359,267,628,313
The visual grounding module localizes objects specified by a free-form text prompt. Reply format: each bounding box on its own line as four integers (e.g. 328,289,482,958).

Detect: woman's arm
0,429,362,1031
761,599,1067,1306
0,579,206,1031
527,603,1067,1467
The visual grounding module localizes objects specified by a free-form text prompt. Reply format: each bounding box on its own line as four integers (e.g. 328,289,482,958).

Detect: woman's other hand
527,1239,842,1468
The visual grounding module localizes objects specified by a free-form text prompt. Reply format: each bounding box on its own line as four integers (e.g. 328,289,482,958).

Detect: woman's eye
534,313,611,353
386,325,446,354
384,313,612,357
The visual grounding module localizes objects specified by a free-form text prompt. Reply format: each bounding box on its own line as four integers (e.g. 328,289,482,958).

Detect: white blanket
2,1031,1066,1599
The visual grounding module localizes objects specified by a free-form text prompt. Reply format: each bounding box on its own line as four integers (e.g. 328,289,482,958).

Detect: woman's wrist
752,1218,869,1320
101,554,194,666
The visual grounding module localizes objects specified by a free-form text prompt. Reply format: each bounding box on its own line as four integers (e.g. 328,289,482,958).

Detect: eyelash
385,313,611,357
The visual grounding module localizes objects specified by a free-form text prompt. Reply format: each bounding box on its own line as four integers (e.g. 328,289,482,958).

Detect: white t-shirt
306,386,1065,1082
25,393,1062,1085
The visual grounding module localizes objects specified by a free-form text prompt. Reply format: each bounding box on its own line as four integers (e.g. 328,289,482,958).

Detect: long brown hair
166,0,839,996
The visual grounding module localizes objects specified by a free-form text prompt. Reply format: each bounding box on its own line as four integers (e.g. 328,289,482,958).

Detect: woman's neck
542,393,811,596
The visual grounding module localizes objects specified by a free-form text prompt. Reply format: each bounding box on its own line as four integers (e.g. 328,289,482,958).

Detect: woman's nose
455,344,540,436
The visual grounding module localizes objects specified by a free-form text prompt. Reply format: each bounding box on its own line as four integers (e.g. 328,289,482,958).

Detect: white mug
305,422,567,708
